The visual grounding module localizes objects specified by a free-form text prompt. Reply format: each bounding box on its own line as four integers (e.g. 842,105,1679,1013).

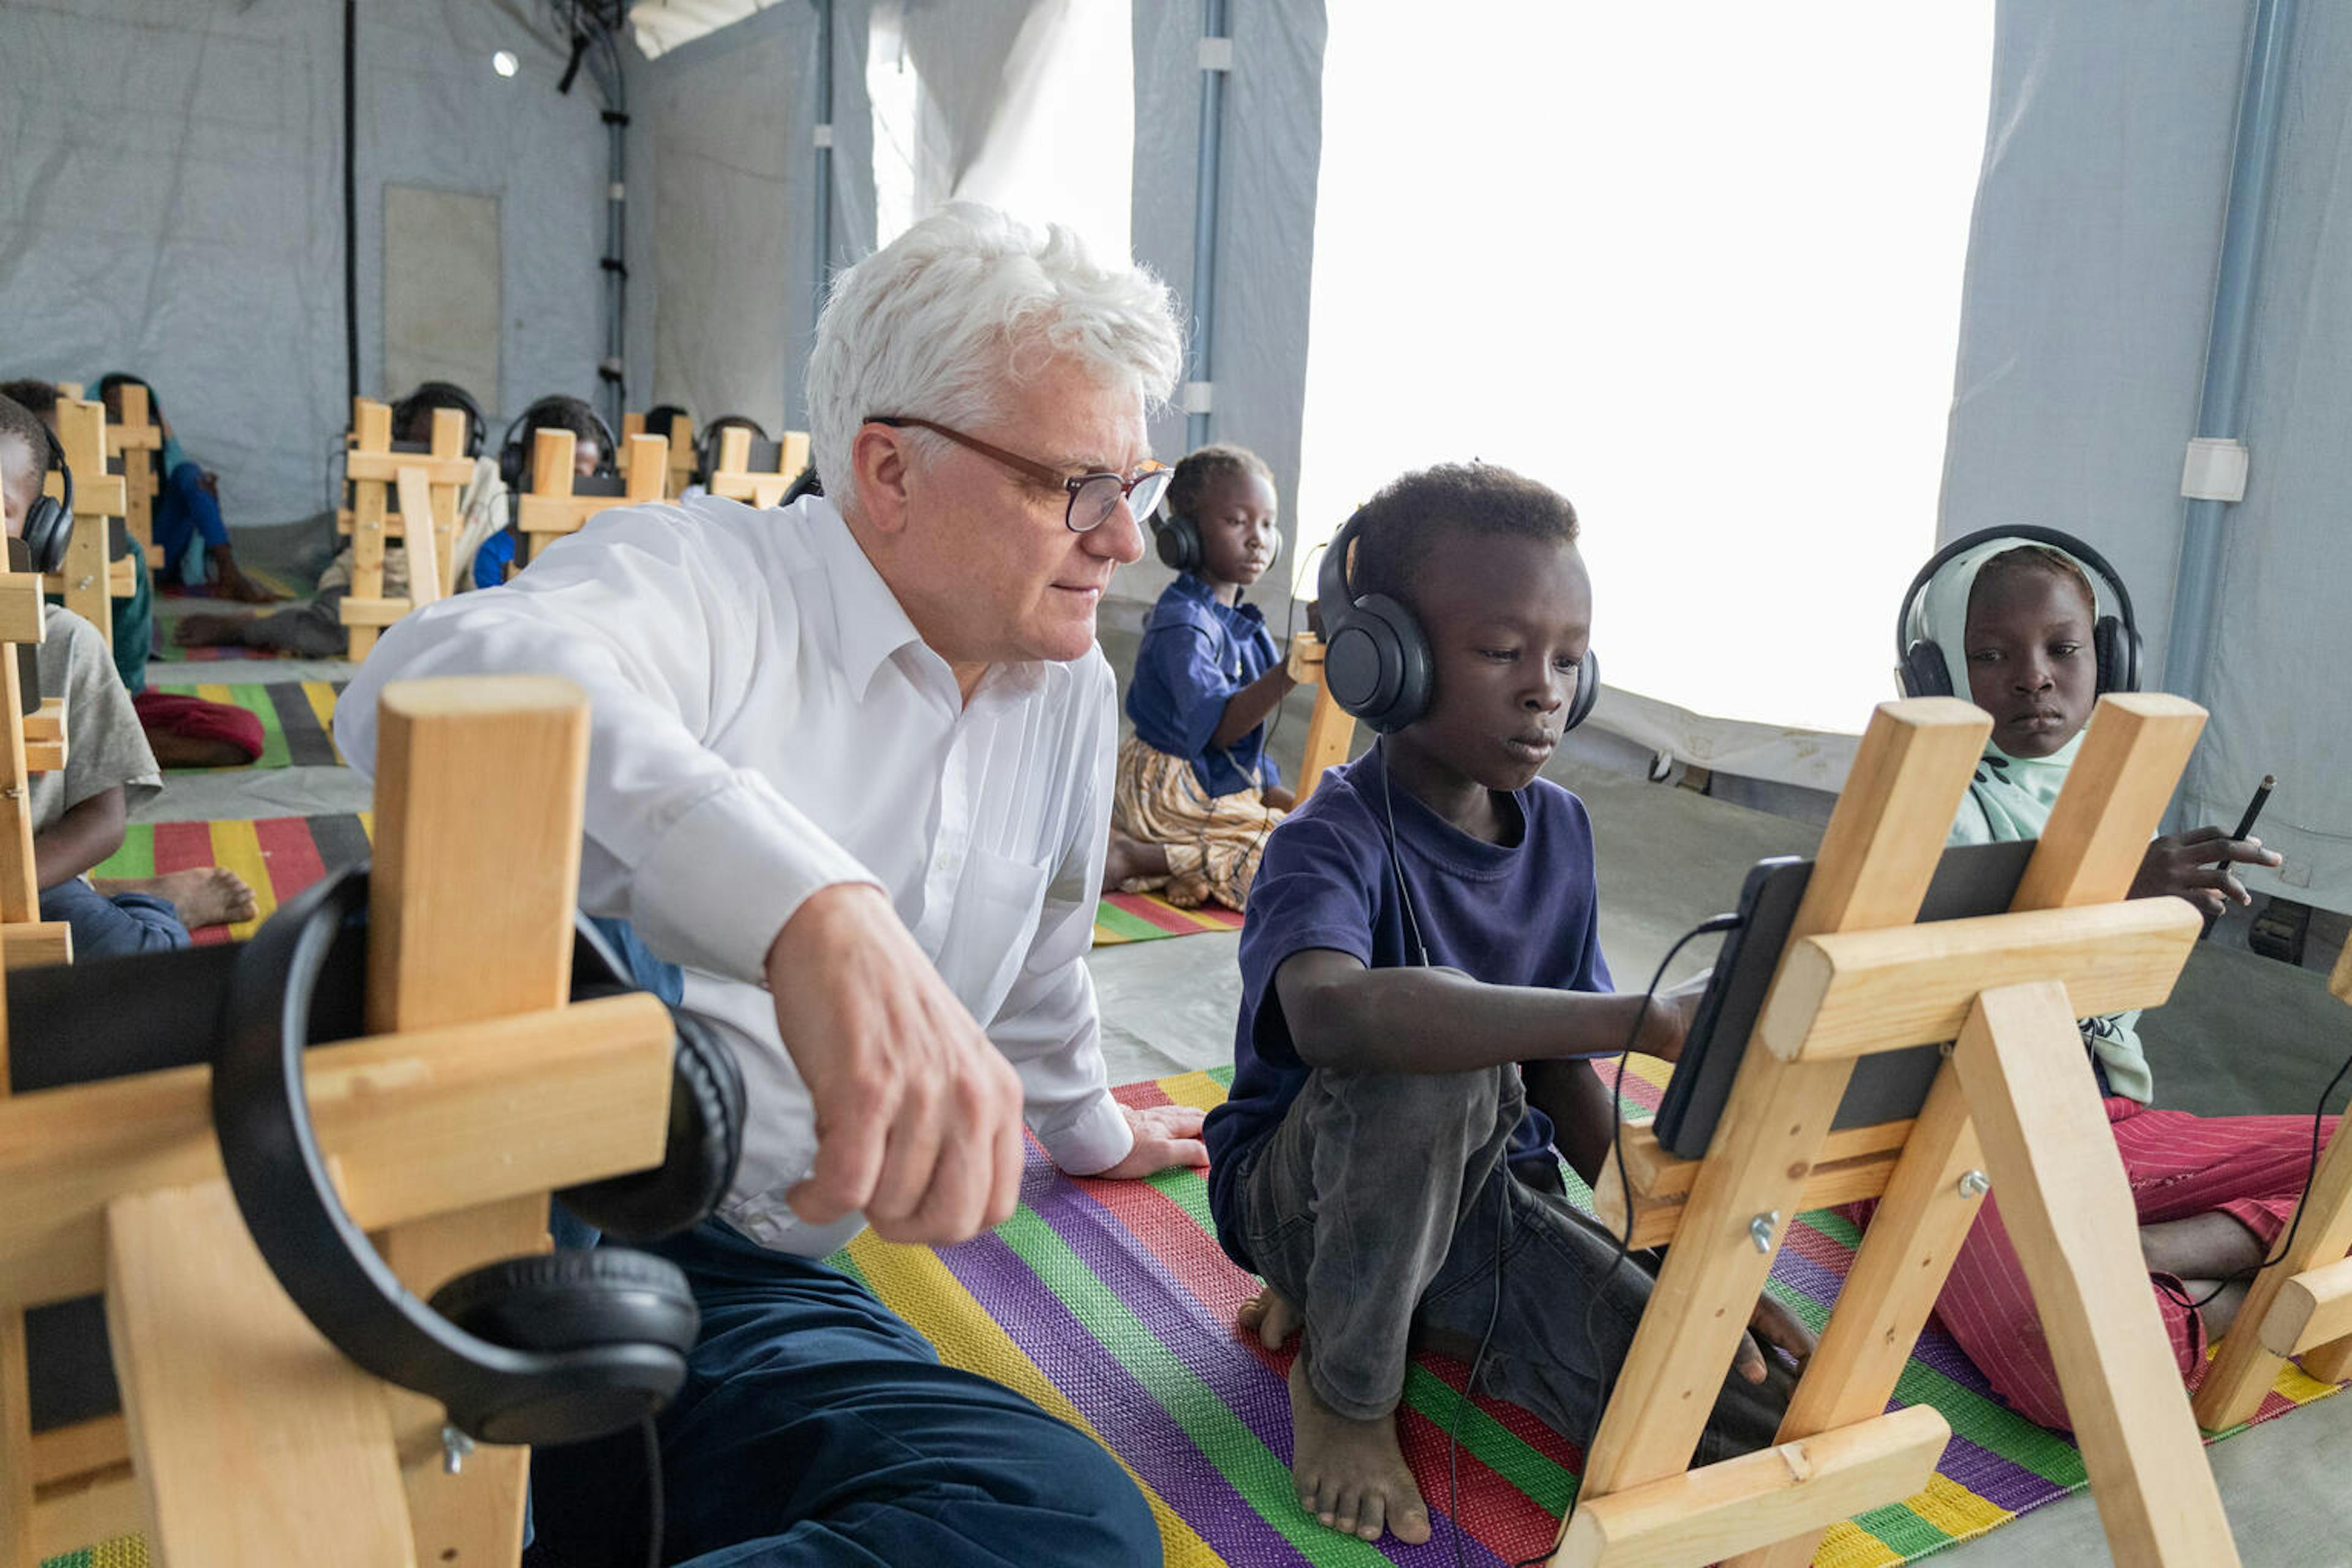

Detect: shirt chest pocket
932,847,1052,1022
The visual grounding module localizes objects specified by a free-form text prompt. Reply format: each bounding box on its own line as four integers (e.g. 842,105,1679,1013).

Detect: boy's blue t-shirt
1202,749,1615,1273
1125,573,1284,798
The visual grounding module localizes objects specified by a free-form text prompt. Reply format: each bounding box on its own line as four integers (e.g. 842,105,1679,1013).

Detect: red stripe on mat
252,814,326,903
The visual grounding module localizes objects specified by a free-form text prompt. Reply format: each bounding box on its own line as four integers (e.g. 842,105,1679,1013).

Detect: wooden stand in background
1284,628,1357,800
0,561,68,974
514,428,666,567
101,385,162,568
341,398,474,660
0,676,675,1566
1559,693,2239,1568
40,398,133,658
622,409,696,499
706,426,811,508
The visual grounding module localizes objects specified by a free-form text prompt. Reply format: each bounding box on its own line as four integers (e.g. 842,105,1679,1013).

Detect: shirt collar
801,496,926,700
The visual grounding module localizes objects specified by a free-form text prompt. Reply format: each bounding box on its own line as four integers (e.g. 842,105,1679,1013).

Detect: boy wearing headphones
0,393,257,948
175,382,511,657
1202,464,1803,1547
1888,531,2328,1431
1106,443,1295,907
471,396,612,590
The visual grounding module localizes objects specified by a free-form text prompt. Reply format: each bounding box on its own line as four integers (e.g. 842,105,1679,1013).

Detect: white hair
806,203,1184,501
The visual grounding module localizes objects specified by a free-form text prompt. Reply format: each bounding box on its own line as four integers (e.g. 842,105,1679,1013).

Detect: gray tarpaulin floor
143,567,2350,1565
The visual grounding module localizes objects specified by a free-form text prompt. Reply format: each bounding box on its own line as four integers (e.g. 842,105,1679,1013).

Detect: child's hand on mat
1737,1294,1816,1383
767,883,1027,1245
2131,827,2282,916
1089,1103,1210,1181
1239,1286,1300,1351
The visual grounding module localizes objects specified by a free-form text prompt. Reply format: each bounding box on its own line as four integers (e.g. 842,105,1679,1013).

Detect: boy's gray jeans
1229,1063,1790,1463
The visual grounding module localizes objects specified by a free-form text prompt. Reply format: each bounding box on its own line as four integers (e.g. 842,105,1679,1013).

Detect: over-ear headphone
1152,504,1282,578
1894,524,2141,699
393,382,487,458
22,424,74,578
1314,508,1600,736
213,863,747,1446
499,398,620,491
694,415,768,488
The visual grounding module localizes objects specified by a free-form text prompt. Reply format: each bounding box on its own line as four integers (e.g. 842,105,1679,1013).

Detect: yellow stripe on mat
1153,1069,1231,1117
206,818,274,942
843,1231,1226,1568
304,680,339,739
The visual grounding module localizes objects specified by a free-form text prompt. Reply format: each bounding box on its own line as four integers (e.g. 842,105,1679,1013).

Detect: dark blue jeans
525,1221,1161,1567
39,878,189,959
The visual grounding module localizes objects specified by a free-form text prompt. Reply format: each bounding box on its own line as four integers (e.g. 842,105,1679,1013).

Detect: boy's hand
1632,975,1708,1063
2131,827,2282,916
1090,1102,1209,1180
1735,1292,1815,1383
767,884,1027,1245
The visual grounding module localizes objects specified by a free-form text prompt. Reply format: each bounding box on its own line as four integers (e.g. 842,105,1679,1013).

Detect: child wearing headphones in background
174,382,510,658
1105,443,1296,908
1886,529,2326,1431
0,393,256,946
469,394,612,589
1202,463,1804,1547
94,372,281,604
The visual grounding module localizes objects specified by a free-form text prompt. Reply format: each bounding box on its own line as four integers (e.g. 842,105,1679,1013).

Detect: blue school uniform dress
1126,573,1283,797
1203,748,1612,1270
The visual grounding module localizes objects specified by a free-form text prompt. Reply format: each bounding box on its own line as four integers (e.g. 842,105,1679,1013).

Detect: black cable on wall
343,0,359,404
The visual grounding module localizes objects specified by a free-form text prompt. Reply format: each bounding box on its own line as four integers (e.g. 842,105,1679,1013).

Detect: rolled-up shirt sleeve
334,504,880,984
986,663,1134,1176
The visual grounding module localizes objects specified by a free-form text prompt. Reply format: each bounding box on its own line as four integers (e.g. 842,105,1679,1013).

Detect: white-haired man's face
848,352,1152,671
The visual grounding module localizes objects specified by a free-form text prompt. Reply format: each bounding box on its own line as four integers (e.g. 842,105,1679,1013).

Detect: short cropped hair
805,203,1183,505
522,396,605,453
96,372,160,419
1348,462,1580,608
0,395,49,522
1166,443,1273,522
1969,545,2095,624
0,380,58,418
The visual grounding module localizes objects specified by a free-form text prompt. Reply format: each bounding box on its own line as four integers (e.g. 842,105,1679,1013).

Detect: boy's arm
1274,948,1688,1076
34,785,126,890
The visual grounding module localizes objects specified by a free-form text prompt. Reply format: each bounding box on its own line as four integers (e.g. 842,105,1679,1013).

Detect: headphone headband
1895,524,2142,700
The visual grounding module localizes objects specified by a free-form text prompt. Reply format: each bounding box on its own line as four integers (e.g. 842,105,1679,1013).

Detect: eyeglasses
866,416,1172,534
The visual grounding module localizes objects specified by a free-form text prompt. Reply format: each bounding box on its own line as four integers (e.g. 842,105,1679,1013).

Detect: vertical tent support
810,0,837,427
2160,0,2299,707
1185,0,1231,451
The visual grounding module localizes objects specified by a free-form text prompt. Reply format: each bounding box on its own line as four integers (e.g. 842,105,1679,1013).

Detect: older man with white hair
338,204,1195,1567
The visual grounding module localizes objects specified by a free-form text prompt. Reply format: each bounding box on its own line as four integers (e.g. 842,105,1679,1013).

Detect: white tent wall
1940,0,2352,913
0,0,622,528
626,1,878,437
1122,0,1327,614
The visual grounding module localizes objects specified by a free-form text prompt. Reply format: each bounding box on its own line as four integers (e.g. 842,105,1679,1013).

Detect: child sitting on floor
173,381,510,658
0,394,254,948
468,395,611,589
1891,529,2325,1431
1203,463,1806,1547
94,372,281,603
0,380,263,767
1105,444,1296,908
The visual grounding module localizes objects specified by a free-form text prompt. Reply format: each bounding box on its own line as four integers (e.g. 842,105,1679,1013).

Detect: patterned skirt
1111,736,1286,913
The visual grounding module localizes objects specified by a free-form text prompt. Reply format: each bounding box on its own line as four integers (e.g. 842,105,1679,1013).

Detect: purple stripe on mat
1019,1172,1515,1568
936,1226,1308,1566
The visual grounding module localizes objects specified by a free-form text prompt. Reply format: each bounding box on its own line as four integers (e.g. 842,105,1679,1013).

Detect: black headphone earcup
2094,616,2140,695
21,497,70,578
1899,639,1953,699
1154,512,1199,573
1325,592,1431,733
1564,649,1602,734
429,1249,699,1362
557,1012,744,1244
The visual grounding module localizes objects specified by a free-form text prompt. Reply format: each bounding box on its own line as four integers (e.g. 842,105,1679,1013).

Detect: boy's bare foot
1288,1344,1430,1545
1102,827,1170,894
95,867,257,929
174,612,253,647
1239,1285,1300,1350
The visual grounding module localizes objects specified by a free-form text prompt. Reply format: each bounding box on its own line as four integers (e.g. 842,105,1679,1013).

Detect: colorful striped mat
90,812,371,943
1095,889,1246,946
151,563,305,601
831,1064,2348,1568
146,680,344,770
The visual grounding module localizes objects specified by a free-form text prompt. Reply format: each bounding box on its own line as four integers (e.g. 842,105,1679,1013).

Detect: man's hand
1088,1102,1209,1182
767,883,1026,1245
2131,827,2282,916
1735,1291,1816,1384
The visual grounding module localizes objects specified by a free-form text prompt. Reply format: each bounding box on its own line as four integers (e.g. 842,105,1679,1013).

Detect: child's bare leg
1289,1343,1430,1545
1102,827,1170,893
1239,1284,1299,1349
93,867,256,929
173,611,256,647
2141,1212,2267,1281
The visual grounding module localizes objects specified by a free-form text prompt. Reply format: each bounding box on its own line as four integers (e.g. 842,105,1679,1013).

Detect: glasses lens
1128,466,1173,521
1069,473,1123,532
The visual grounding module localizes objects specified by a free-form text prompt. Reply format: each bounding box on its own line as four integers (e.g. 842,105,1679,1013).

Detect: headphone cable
642,1413,665,1568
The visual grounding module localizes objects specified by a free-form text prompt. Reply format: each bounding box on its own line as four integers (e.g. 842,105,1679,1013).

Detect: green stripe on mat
91,822,154,880
1095,902,1175,941
1400,1360,1578,1517
993,1206,1397,1567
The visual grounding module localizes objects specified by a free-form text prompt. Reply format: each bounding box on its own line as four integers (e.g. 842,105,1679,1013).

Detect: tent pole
810,0,836,427
2161,0,2299,706
1185,0,1230,451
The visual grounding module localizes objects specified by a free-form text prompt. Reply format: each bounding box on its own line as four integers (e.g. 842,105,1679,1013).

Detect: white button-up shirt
336,494,1134,1256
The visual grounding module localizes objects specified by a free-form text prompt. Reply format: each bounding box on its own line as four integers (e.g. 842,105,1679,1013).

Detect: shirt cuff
628,771,881,984
1034,1089,1135,1177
